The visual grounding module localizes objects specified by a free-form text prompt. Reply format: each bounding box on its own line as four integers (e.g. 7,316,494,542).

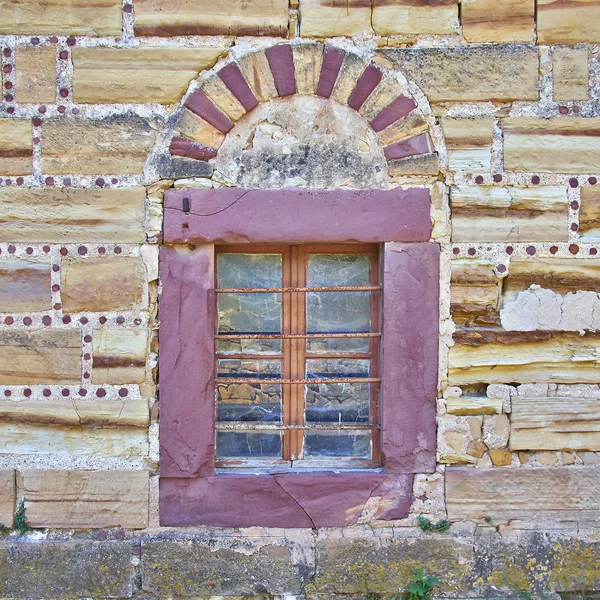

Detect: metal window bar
215,423,379,431
215,333,381,339
215,285,381,293
215,377,381,384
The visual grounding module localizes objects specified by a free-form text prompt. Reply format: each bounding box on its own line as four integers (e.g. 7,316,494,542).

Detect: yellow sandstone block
299,0,373,37
0,259,52,313
461,0,534,42
538,0,600,44
553,47,589,102
15,46,56,104
372,0,459,36
0,119,32,176
92,329,148,385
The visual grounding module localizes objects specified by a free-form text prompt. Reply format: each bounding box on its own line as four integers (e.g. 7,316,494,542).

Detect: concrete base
1,527,599,599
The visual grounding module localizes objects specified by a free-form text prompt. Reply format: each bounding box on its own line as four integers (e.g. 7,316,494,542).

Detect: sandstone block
331,53,369,106
0,259,51,312
0,330,81,385
72,47,225,104
0,119,32,176
42,117,159,175
0,399,149,427
15,46,56,104
292,44,323,96
0,423,148,457
0,470,14,527
384,45,538,103
482,414,510,450
449,330,600,385
450,185,569,242
176,108,225,149
237,52,278,103
21,470,148,528
461,0,534,42
388,153,440,176
134,0,288,36
446,465,600,523
553,47,589,102
511,396,600,451
92,329,148,384
580,187,600,239
504,117,600,174
446,396,503,415
537,0,600,44
377,111,429,147
489,448,512,465
299,0,373,37
372,0,459,36
0,0,122,35
441,118,494,171
451,259,499,324
0,187,146,243
61,257,145,313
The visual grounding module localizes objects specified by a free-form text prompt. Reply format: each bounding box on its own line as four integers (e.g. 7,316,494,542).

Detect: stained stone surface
214,95,389,189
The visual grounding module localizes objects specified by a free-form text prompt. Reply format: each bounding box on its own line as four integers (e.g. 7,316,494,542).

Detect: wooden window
214,244,380,469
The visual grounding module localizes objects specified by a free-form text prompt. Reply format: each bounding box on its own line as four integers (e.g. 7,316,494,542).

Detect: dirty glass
217,254,282,335
216,431,281,458
305,430,371,458
216,359,282,423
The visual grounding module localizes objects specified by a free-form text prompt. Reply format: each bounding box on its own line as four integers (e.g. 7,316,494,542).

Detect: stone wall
1,0,600,598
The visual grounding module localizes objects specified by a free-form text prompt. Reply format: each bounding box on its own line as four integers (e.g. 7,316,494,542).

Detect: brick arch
168,43,436,174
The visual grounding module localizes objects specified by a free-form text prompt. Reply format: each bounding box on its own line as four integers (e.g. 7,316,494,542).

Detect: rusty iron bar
215,377,381,384
215,423,378,431
215,333,381,340
215,285,382,293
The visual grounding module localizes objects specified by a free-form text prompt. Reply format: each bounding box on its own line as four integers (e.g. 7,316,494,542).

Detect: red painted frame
159,188,439,527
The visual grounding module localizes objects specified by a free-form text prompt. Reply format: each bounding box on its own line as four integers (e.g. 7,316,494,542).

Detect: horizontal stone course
92,329,148,384
0,259,51,312
21,470,149,528
72,47,225,104
537,0,600,43
0,187,146,243
461,0,534,42
383,45,539,103
61,256,146,313
0,329,81,385
441,117,493,171
0,119,33,176
0,0,122,35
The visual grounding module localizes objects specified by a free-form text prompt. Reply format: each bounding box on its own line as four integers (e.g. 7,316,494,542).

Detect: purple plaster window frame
159,188,440,528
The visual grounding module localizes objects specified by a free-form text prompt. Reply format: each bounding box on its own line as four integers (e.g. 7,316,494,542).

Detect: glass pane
305,383,370,423
306,291,370,334
217,253,281,288
305,430,371,458
217,358,281,379
217,383,282,422
216,338,282,355
218,292,281,335
306,337,370,354
306,358,370,379
308,254,370,287
216,431,281,458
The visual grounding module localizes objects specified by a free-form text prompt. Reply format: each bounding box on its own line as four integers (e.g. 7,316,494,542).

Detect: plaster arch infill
167,43,438,179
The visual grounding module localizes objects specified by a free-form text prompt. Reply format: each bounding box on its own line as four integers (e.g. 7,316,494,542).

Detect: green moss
416,516,451,533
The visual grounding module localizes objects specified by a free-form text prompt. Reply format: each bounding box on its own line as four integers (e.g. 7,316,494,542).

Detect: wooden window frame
159,188,439,528
214,243,381,469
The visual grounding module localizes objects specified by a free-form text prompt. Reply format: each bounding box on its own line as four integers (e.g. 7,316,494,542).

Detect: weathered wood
447,466,600,523
510,396,600,451
0,399,149,427
0,470,14,527
0,259,51,312
0,423,148,457
0,187,146,243
92,330,148,385
61,257,146,313
441,118,493,171
449,330,600,385
0,330,81,385
451,186,569,242
72,47,225,104
504,118,600,174
21,470,149,528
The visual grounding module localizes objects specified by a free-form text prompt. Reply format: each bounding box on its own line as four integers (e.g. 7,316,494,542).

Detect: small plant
485,515,494,525
417,515,451,533
14,499,32,536
406,568,439,600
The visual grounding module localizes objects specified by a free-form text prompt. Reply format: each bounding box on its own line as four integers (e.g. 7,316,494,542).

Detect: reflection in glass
216,338,282,355
217,253,282,289
308,254,370,287
306,337,370,354
306,358,370,379
306,291,370,334
305,383,370,423
305,430,371,458
216,431,281,458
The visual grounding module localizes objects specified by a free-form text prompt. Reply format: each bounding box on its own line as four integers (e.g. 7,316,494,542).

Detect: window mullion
282,246,293,462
